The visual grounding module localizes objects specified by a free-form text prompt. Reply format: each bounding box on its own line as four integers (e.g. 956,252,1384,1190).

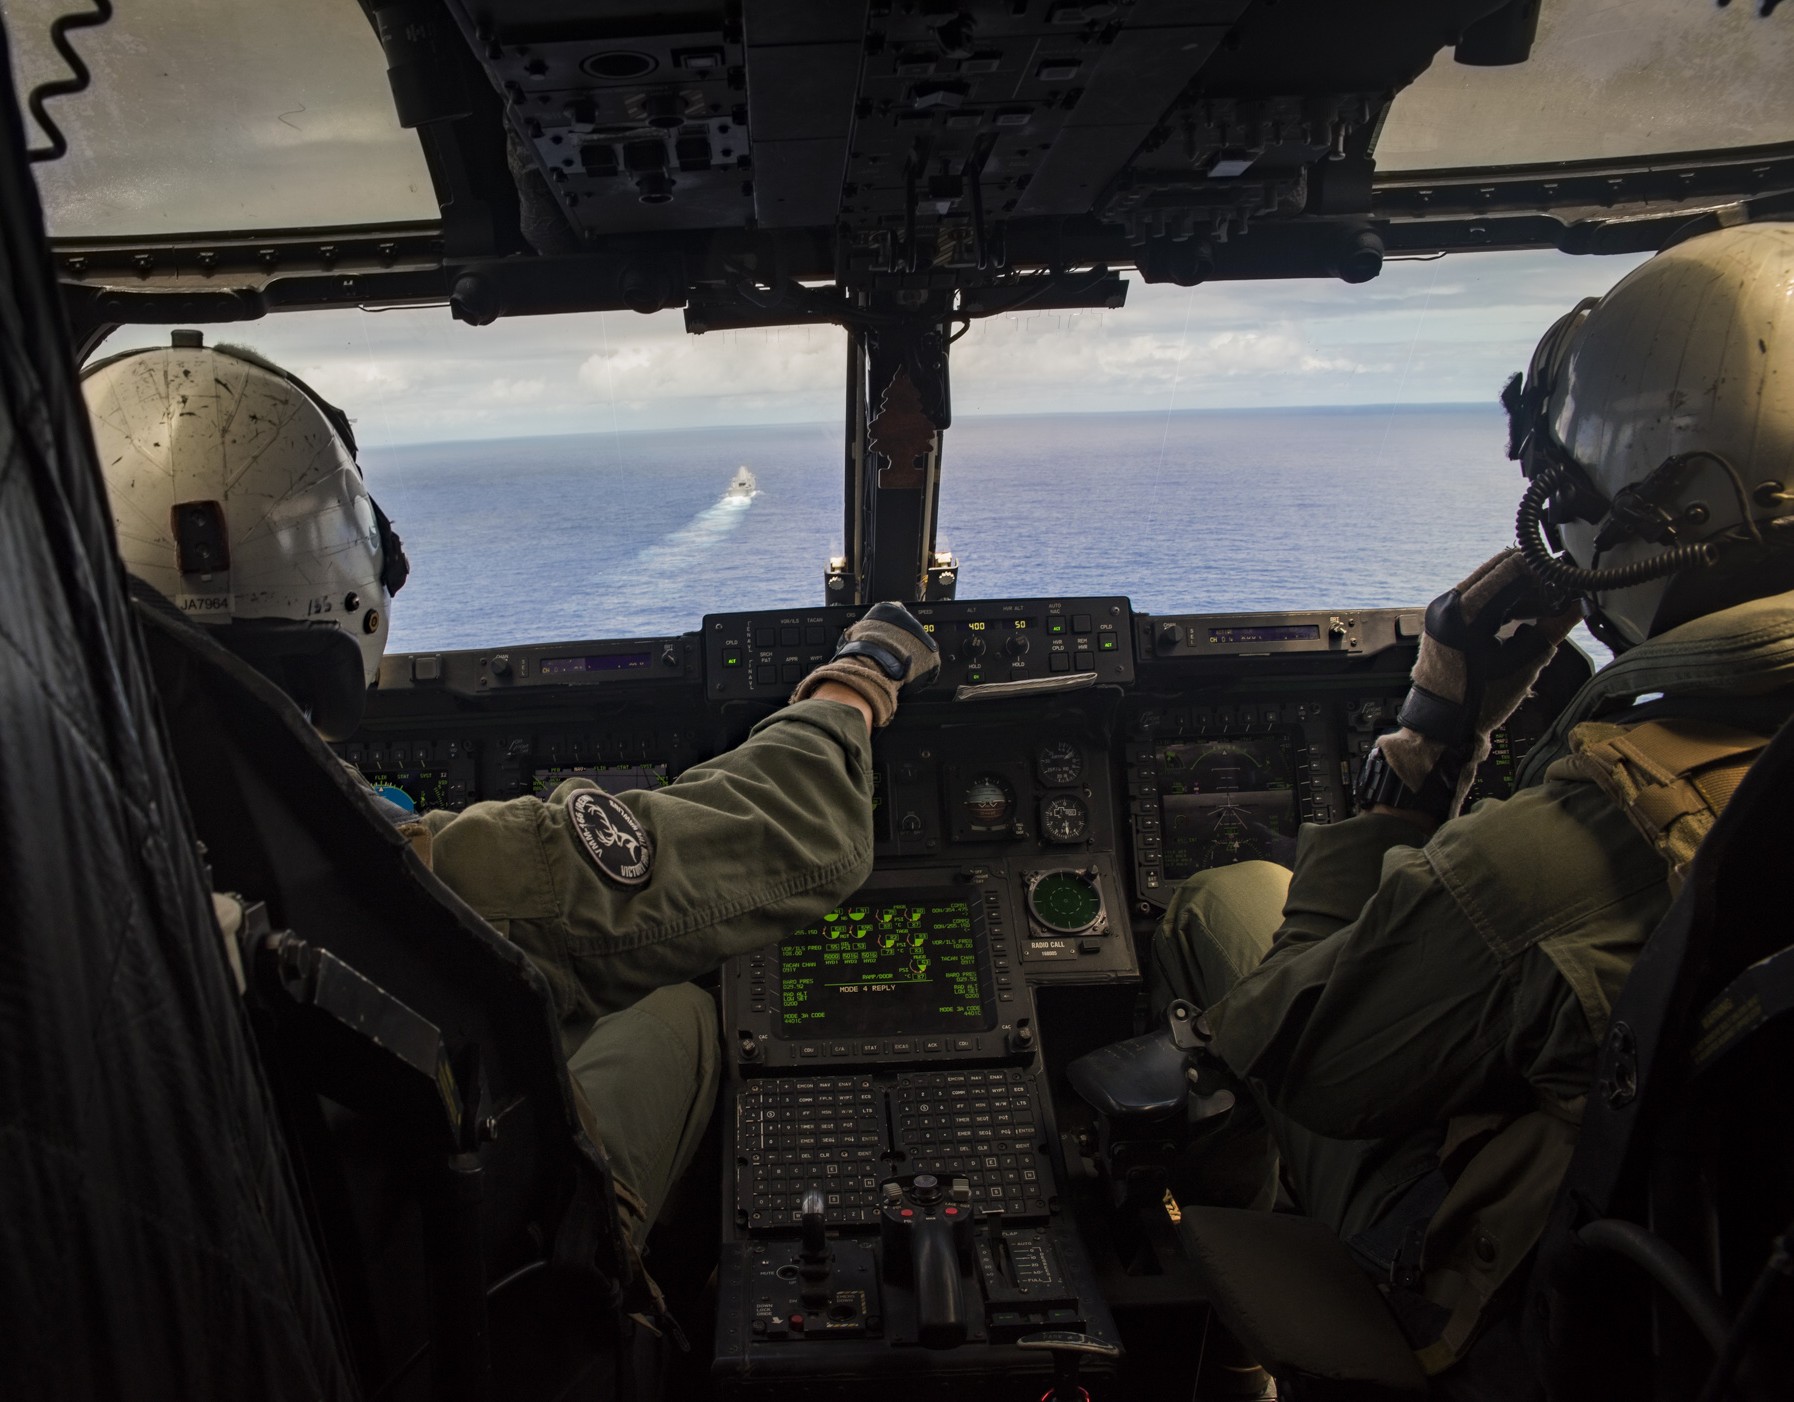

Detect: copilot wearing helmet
86,333,941,1244
1506,222,1794,654
1145,223,1794,1390
84,330,409,739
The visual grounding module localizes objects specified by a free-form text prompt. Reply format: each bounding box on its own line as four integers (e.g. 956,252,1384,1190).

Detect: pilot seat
133,590,667,1402
1067,719,1794,1400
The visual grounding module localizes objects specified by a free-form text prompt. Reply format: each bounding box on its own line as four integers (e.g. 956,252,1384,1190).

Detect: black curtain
0,19,354,1400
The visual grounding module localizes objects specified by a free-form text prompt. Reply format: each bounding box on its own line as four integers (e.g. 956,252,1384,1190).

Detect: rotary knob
1004,632,1030,659
1157,622,1183,652
964,634,987,659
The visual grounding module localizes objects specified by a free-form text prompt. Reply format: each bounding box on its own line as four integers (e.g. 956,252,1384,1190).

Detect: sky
96,247,1650,447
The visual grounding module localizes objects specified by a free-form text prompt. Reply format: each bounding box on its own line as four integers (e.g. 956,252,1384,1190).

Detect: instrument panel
347,597,1584,910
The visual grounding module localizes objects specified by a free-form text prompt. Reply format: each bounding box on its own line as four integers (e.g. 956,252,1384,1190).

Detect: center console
713,872,1119,1398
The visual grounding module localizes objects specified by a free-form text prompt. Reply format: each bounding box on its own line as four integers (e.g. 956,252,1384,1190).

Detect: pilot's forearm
424,697,874,1022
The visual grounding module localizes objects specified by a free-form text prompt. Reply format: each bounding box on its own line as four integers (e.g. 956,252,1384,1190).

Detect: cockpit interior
4,2,1794,1400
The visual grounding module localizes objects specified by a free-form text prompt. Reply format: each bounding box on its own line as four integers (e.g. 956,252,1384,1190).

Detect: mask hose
1516,464,1720,599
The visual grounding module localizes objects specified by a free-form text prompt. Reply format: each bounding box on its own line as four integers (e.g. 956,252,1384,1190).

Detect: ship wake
631,487,757,573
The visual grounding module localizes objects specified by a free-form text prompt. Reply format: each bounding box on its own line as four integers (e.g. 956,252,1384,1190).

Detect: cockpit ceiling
9,0,1794,323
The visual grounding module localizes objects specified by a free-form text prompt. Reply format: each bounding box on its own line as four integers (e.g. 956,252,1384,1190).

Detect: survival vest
1545,719,1774,895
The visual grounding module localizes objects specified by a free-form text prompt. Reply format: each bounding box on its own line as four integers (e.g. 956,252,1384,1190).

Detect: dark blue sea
363,405,1601,660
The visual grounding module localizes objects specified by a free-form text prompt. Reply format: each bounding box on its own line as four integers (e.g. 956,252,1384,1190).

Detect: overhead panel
744,1,869,229
1010,8,1233,219
478,5,752,236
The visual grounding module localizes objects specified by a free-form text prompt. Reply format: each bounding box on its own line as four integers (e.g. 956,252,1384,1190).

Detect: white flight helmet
1505,221,1794,652
85,331,408,735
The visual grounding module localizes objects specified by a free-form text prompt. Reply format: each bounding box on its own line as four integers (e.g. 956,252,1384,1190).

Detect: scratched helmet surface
84,330,404,688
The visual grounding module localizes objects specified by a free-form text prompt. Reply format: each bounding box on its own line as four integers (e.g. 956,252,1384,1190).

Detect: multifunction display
365,767,454,814
1157,733,1300,877
776,895,989,1039
532,763,669,798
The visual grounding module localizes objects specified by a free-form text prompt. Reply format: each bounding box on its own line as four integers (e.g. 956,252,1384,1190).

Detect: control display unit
775,895,990,1041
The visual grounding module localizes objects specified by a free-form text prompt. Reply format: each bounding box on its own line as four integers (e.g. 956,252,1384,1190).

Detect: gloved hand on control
1377,549,1581,821
790,601,941,727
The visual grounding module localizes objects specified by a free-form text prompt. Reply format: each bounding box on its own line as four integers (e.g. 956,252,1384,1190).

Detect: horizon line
360,399,1501,452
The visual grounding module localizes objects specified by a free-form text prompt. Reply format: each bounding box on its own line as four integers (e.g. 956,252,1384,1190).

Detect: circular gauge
1040,793,1089,844
1027,870,1105,935
961,773,1014,829
1036,739,1083,787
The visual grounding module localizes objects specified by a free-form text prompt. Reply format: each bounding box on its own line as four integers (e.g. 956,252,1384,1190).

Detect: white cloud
476,377,549,404
93,247,1651,443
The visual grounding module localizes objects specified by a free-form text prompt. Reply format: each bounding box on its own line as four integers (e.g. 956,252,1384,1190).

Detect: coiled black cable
1516,462,1719,595
24,0,114,164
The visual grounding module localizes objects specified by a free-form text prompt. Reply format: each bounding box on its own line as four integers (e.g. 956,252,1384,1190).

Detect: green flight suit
415,698,875,1236
1152,590,1794,1372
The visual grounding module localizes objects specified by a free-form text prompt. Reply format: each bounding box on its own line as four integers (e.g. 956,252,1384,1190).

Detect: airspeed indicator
1040,794,1089,844
1035,740,1083,786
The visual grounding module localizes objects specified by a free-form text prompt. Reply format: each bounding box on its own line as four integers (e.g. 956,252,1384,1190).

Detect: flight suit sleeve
419,698,875,1021
1205,812,1531,1141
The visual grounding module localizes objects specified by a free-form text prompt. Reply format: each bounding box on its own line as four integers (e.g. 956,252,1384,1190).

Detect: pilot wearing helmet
1149,222,1794,1386
83,332,939,1243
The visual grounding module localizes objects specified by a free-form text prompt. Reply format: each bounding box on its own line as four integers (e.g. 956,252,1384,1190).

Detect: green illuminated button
1047,618,1066,635
722,649,743,667
1098,634,1117,651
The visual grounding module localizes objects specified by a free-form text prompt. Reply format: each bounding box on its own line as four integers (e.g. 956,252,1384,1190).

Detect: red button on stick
945,1207,959,1216
900,1208,914,1218
790,1314,804,1330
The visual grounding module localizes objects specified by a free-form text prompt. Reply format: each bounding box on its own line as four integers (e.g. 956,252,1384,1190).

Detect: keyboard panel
734,1068,1054,1229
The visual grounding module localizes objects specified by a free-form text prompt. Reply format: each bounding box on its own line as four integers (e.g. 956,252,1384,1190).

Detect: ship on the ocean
724,465,757,502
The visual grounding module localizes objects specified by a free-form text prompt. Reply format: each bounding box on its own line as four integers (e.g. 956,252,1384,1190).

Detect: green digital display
776,895,990,1038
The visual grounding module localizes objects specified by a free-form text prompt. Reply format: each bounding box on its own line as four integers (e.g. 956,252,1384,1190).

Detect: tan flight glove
1376,549,1581,821
790,601,942,727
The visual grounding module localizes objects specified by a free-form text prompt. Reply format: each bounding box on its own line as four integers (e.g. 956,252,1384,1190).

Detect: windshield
1376,0,1794,171
2,0,435,236
95,247,1644,659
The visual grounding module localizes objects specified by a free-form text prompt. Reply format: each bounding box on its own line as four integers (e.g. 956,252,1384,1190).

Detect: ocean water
363,405,1585,656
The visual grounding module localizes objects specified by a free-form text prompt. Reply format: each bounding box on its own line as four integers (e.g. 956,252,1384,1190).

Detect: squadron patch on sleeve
566,789,654,887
